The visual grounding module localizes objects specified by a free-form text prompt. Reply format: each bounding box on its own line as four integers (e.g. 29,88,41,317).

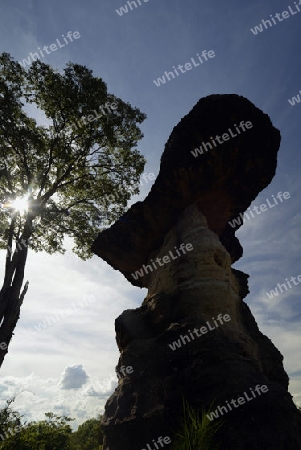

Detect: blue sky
0,0,301,427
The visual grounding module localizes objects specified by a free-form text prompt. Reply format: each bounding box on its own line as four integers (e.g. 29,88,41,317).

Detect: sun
10,196,29,215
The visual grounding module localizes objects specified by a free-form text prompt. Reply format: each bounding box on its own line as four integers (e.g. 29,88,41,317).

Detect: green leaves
71,416,104,450
0,409,74,450
0,400,103,450
170,398,222,450
0,53,146,259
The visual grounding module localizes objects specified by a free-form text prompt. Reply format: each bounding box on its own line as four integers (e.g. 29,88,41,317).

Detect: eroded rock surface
92,94,301,450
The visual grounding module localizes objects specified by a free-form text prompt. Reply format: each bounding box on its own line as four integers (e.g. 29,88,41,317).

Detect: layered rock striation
92,94,301,450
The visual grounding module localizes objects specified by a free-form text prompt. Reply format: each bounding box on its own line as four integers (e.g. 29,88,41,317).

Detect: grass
170,398,222,450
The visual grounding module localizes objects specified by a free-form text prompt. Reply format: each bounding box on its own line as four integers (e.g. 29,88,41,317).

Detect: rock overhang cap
91,94,281,287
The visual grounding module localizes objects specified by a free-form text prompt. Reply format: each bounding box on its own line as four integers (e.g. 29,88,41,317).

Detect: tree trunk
0,219,32,369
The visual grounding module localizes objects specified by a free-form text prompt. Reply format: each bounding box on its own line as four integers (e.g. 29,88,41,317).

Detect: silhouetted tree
0,53,146,368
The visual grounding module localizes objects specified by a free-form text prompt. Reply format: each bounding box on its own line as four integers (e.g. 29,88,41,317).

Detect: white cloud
59,364,89,390
0,369,118,429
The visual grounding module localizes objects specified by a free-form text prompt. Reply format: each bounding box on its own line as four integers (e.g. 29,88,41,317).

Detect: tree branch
38,145,53,198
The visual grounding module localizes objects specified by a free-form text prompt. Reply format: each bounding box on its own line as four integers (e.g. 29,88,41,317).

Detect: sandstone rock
92,94,301,449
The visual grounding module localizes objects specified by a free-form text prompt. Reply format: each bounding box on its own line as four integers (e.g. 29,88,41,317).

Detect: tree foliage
0,52,146,367
0,397,24,448
0,52,146,259
71,415,104,450
0,401,103,450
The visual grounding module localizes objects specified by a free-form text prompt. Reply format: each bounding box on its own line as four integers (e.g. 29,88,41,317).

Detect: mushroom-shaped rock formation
92,94,280,287
92,94,301,450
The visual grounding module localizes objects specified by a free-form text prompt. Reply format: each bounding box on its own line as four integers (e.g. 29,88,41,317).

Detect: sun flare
10,196,29,215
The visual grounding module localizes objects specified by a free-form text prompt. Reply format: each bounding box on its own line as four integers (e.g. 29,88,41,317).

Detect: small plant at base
170,398,222,450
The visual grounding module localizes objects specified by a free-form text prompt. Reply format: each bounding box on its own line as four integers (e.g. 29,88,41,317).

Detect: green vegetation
0,399,103,449
170,398,222,450
71,417,104,450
